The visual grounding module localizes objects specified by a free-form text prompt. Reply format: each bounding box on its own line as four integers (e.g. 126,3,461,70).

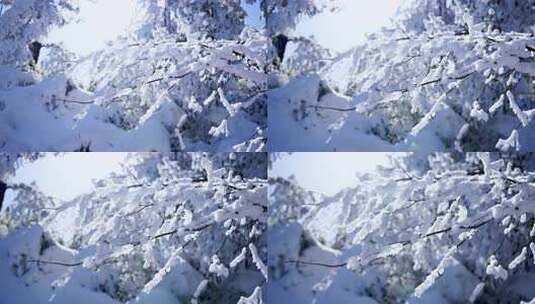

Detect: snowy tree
0,0,77,68
0,0,270,151
0,153,267,304
132,0,247,42
0,153,43,210
0,153,38,178
259,0,340,35
268,0,535,152
37,43,77,77
398,0,535,34
269,152,535,303
279,37,332,76
0,0,352,151
0,182,57,232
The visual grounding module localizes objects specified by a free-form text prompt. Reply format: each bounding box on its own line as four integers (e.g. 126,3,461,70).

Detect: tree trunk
0,181,7,211
272,34,289,63
28,41,42,64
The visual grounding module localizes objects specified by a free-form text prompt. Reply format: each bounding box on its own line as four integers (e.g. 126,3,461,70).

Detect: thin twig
145,71,192,85
284,260,347,268
27,259,82,267
57,98,95,105
151,223,213,240
308,105,357,112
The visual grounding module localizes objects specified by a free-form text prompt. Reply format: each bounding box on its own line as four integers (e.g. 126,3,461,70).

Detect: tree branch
308,105,357,112
27,259,82,267
151,229,178,240
151,223,213,240
57,98,95,105
421,218,493,240
284,260,347,268
124,203,154,217
145,71,192,85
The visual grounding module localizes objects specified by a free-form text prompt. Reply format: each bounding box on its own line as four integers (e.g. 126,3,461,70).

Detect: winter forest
2,0,535,152
0,153,268,303
270,152,535,303
1,0,535,303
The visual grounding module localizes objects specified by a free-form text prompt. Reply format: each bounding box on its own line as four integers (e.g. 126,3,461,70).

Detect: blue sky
7,153,127,202
293,0,402,52
243,0,263,29
270,153,391,195
7,153,391,202
47,0,265,56
45,0,400,56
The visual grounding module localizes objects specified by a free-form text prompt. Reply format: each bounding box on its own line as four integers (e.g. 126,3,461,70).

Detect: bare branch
151,223,213,240
308,105,357,112
284,260,348,268
124,203,154,217
145,71,192,85
151,229,178,240
27,259,82,267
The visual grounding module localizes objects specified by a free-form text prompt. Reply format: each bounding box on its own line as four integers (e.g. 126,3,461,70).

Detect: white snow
487,256,509,281
230,247,248,268
469,283,485,303
249,243,267,280
509,247,528,270
0,153,268,304
410,256,480,303
507,90,530,127
269,153,535,303
209,255,230,278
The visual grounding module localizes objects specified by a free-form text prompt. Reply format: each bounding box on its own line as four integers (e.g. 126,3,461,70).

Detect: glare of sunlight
8,153,128,202
270,153,392,196
46,0,137,56
292,0,402,53
47,0,263,56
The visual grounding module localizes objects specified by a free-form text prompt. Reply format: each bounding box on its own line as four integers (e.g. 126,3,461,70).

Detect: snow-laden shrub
269,0,535,152
321,28,535,151
0,0,279,152
267,176,385,304
0,153,267,304
0,27,269,151
66,153,268,302
269,153,535,303
0,0,344,151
